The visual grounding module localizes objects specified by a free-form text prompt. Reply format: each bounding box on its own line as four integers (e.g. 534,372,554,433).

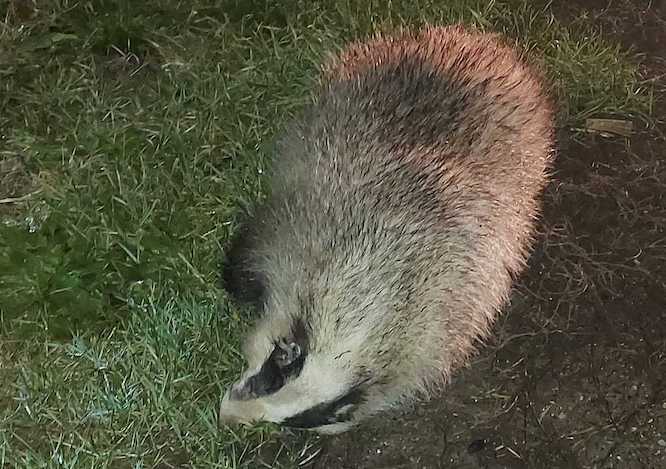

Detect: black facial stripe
281,386,366,429
244,356,285,398
239,318,311,399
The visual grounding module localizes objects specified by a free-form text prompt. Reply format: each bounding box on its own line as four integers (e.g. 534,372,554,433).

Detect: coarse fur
219,24,555,434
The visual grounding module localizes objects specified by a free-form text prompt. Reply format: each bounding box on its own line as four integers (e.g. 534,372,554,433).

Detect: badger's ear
268,317,310,381
273,341,302,368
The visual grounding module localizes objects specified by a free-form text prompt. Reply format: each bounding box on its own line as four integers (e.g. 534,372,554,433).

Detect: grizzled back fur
219,25,554,434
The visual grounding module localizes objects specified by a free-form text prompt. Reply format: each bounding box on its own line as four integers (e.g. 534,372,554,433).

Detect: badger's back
261,25,553,361
220,25,554,433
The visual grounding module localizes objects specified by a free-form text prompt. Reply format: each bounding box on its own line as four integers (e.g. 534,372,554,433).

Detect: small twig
298,447,322,466
0,190,41,204
584,118,634,137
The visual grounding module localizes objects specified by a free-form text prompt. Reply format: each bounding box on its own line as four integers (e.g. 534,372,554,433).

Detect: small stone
657,439,666,447
468,439,486,454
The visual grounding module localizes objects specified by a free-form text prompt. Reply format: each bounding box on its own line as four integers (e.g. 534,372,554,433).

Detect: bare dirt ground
285,2,666,468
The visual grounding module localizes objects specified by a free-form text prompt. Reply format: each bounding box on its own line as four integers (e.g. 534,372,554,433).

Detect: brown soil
279,2,666,468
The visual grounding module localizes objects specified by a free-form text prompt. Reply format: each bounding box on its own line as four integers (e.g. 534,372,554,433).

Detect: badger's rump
320,24,553,168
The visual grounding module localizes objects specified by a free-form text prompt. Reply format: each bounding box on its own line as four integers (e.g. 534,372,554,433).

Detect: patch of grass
0,0,654,466
1,297,313,467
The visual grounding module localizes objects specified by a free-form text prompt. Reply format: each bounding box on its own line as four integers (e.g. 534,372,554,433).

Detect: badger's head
219,300,382,434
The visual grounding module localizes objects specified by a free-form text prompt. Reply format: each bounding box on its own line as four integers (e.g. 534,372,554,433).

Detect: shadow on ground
262,2,666,468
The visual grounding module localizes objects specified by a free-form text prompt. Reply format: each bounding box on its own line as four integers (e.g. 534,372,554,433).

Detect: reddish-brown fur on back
324,25,552,120
318,25,554,279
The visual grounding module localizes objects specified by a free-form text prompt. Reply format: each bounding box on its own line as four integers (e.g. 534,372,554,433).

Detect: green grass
0,0,653,466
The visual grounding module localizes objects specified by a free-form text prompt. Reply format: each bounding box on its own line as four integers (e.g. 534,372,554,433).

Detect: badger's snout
219,332,370,434
218,387,266,426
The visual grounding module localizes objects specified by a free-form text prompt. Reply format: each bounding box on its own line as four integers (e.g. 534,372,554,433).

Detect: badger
218,24,554,434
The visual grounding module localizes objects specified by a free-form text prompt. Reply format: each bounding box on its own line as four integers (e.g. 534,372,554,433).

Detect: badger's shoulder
315,25,554,158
